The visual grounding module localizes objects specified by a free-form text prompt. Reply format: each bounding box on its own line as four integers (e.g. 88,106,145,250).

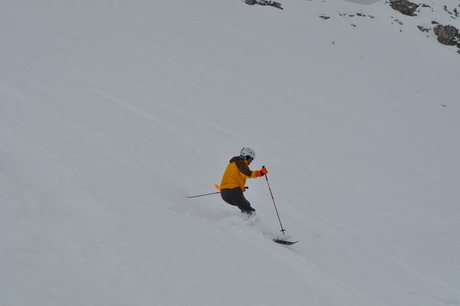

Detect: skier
220,147,268,216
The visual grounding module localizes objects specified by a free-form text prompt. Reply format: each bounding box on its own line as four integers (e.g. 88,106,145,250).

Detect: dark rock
417,25,430,32
245,0,283,9
389,0,420,16
434,24,459,46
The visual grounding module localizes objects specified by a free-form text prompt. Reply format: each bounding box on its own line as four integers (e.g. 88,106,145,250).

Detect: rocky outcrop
389,0,419,17
389,1,460,54
434,24,460,46
245,0,283,10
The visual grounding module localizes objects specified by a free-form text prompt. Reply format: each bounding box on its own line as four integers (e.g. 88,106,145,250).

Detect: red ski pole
263,166,286,234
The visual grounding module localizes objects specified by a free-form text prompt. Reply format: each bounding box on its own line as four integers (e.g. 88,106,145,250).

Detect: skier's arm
235,160,268,178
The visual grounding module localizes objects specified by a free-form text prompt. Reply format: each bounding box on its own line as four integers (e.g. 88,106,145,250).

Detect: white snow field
1,0,459,305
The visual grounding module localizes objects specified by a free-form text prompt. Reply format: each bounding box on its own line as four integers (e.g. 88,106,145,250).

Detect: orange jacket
220,156,258,191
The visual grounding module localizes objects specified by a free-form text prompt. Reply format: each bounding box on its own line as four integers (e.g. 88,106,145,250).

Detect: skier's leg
221,188,255,213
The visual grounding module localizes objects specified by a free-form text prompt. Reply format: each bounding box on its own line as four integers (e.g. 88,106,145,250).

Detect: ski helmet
240,147,256,160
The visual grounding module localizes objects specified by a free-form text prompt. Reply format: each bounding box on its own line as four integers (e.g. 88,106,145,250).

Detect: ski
273,238,298,245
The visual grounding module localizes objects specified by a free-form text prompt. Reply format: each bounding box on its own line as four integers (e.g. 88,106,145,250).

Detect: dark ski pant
220,187,255,213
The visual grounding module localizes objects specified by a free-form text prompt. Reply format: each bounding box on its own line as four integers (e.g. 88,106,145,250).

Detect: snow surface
345,0,380,4
1,0,460,305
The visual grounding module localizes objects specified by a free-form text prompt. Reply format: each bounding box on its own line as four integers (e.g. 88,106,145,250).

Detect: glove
255,167,268,177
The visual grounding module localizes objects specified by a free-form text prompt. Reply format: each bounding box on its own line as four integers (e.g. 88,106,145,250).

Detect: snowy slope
1,0,459,305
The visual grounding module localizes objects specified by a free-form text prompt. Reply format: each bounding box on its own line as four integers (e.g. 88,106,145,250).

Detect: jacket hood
229,156,245,163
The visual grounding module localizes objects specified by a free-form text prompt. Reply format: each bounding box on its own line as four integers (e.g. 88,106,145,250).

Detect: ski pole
188,184,222,199
187,191,220,199
263,166,286,234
